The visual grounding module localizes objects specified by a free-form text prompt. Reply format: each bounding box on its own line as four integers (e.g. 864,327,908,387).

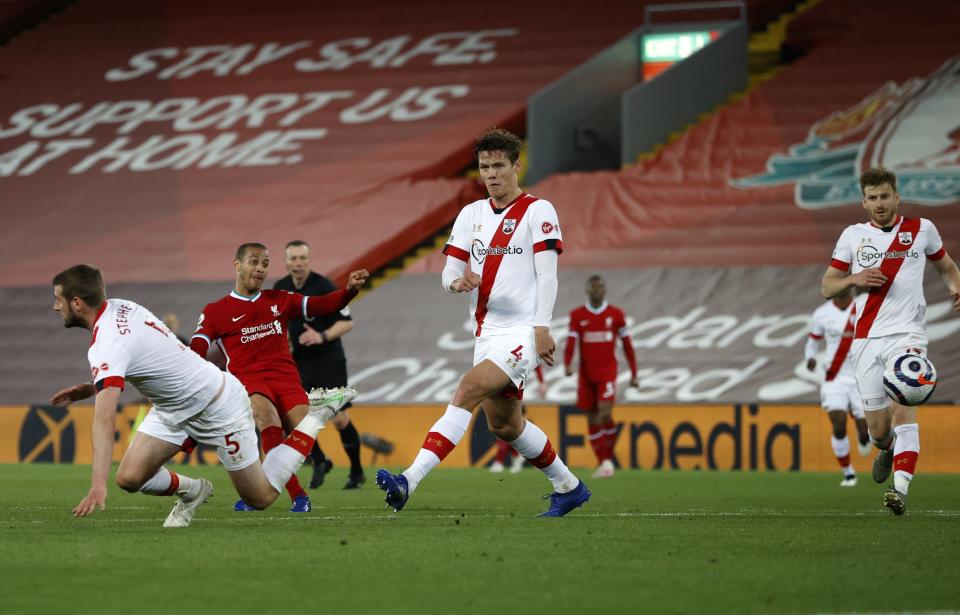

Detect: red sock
602,419,618,459
587,424,608,463
836,454,851,468
262,426,307,500
495,439,511,464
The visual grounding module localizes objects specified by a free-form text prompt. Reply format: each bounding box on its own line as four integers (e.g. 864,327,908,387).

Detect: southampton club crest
731,56,960,209
502,219,516,234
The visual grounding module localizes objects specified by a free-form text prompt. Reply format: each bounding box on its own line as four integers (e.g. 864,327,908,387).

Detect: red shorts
576,372,616,412
242,376,308,415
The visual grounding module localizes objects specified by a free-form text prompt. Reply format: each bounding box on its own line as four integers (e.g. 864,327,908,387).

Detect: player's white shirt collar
584,301,608,315
230,290,262,302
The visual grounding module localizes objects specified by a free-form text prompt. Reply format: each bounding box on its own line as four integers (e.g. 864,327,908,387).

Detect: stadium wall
4,403,959,473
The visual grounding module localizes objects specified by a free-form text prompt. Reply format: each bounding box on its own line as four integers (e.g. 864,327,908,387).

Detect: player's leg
485,395,589,517
331,410,365,488
298,369,333,486
579,375,605,467
223,385,356,510
383,360,506,501
822,381,855,485
848,384,872,456
120,411,214,528
853,338,896,484
594,388,617,478
490,425,510,473
882,335,927,514
319,361,365,488
248,394,311,512
887,402,919,513
117,414,202,496
825,409,855,486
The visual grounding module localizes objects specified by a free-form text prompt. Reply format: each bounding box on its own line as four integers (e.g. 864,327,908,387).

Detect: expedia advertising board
5,403,959,473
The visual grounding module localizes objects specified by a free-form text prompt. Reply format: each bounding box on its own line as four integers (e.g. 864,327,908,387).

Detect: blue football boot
375,469,409,512
234,499,258,512
290,494,312,513
538,480,591,517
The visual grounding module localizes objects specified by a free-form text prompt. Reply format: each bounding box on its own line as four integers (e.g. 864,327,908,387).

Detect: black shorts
298,360,348,390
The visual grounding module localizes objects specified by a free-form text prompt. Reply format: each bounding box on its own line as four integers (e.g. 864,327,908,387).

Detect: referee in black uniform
274,240,365,489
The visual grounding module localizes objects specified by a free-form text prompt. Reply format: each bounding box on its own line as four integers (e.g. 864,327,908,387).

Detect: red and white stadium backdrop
4,403,960,472
0,0,647,287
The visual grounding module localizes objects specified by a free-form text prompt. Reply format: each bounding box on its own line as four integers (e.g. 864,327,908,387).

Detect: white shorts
473,326,538,391
820,377,864,418
135,373,258,470
851,332,928,412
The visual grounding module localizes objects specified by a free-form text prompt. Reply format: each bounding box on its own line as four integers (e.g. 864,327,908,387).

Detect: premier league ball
883,353,937,406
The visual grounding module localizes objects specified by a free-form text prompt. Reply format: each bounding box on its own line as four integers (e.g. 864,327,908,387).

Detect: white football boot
839,474,858,487
163,478,214,528
308,386,358,424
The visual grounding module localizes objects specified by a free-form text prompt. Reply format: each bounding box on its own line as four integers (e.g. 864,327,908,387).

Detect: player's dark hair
285,240,309,250
235,242,267,261
474,127,522,163
859,167,898,195
587,274,604,285
52,264,105,308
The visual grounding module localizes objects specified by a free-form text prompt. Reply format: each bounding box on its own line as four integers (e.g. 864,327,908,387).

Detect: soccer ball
883,353,937,406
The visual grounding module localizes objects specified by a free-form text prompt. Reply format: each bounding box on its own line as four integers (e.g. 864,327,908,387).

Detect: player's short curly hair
52,264,105,307
474,127,522,163
235,242,267,261
859,167,898,195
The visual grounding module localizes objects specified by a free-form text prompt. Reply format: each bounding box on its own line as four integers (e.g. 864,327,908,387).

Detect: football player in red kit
564,275,638,477
191,242,368,512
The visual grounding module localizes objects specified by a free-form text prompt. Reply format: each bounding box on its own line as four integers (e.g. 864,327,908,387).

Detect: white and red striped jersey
830,216,946,339
88,299,224,424
443,192,562,335
805,299,857,381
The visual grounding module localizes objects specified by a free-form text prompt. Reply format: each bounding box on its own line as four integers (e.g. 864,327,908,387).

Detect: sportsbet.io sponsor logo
470,239,523,264
855,245,919,268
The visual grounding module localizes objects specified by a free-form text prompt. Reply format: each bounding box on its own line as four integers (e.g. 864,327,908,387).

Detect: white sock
138,468,195,496
830,435,853,476
260,413,325,493
510,420,579,493
893,423,920,495
403,405,472,493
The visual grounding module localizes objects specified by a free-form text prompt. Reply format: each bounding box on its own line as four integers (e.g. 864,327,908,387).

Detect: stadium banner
4,403,959,473
0,0,648,289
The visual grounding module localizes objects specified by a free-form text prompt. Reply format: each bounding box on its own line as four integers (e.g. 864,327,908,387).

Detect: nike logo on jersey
232,315,245,322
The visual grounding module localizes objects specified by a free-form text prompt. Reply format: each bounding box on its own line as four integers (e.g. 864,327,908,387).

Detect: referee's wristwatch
320,331,328,343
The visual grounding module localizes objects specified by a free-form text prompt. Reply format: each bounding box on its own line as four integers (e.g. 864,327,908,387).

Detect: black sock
311,443,327,465
339,421,362,475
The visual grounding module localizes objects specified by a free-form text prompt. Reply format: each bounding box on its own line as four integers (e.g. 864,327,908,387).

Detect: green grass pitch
1,464,958,615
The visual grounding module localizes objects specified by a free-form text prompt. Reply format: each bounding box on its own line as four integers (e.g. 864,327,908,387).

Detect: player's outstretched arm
304,270,368,318
932,253,960,311
50,383,96,407
73,386,121,518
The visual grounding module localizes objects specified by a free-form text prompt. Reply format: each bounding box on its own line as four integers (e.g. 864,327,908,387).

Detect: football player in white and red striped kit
191,243,368,513
49,265,354,528
564,275,638,478
376,128,590,517
804,290,872,487
822,167,960,515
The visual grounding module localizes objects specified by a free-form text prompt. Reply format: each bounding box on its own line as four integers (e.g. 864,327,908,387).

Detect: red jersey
191,287,355,385
564,302,637,381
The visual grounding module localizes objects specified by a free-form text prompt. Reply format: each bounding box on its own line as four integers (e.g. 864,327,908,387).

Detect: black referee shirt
273,271,351,367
